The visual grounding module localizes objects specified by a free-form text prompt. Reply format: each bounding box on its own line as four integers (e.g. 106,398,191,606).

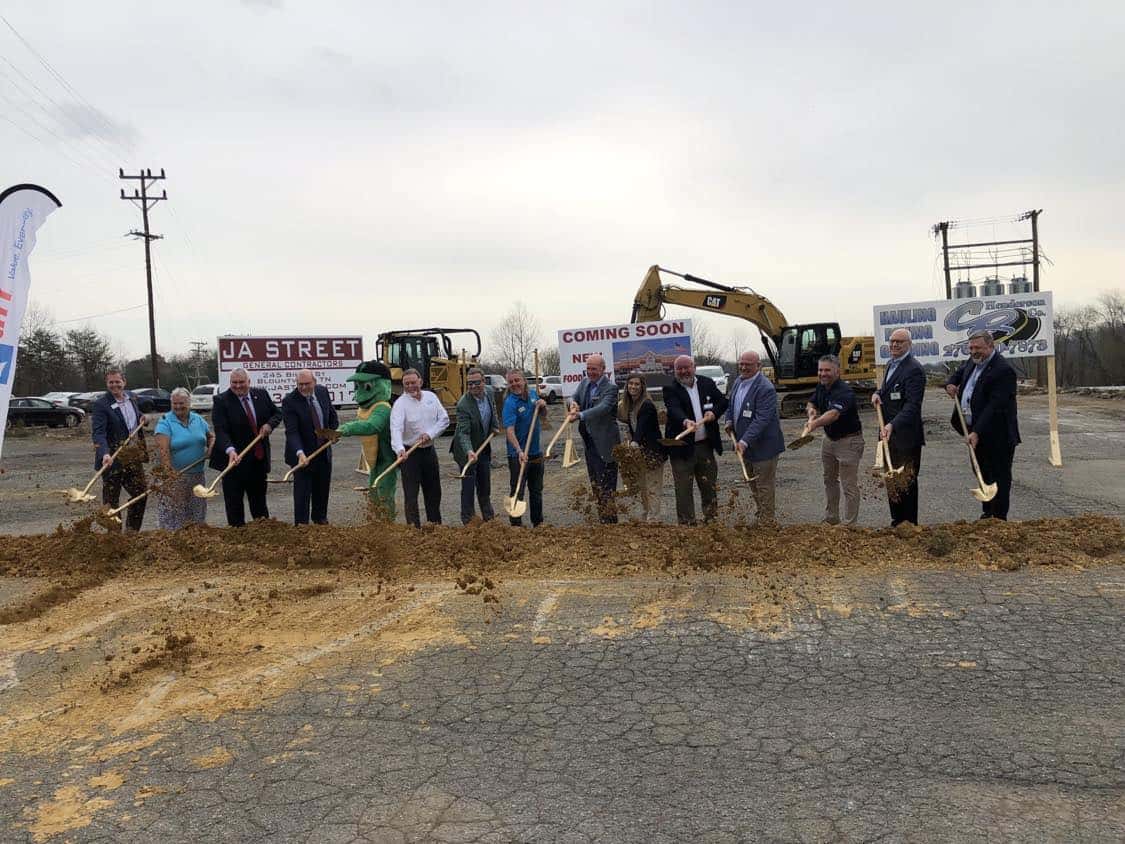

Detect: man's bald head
889,328,912,359
737,350,761,378
674,355,696,386
296,369,317,397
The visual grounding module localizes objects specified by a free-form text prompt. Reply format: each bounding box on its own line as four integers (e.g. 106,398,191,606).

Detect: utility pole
933,221,952,299
119,168,167,387
189,339,206,387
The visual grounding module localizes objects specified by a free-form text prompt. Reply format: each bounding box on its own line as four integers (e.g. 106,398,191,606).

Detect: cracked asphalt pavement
3,566,1123,842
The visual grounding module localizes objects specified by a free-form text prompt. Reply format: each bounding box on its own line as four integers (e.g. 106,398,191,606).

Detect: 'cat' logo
703,295,726,310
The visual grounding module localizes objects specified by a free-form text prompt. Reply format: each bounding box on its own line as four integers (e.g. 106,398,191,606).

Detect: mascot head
347,360,393,407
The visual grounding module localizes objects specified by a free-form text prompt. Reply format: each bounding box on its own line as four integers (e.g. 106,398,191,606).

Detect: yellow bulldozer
375,328,482,415
631,265,876,414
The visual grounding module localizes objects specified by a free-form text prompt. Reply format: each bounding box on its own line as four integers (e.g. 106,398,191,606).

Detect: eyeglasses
889,339,908,345
466,379,483,386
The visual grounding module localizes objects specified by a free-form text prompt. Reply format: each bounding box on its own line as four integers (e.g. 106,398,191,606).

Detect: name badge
890,391,902,401
703,402,714,411
742,409,754,419
518,406,526,414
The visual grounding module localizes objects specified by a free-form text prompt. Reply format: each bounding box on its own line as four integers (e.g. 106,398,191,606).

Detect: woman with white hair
153,387,214,529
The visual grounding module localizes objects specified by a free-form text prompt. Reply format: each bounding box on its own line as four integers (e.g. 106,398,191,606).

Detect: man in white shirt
390,368,450,527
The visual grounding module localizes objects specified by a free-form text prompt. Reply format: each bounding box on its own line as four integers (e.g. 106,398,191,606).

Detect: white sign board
218,335,364,406
557,319,693,398
872,291,1054,365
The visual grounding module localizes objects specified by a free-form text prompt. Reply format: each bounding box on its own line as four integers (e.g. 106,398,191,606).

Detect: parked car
484,374,508,393
190,383,219,412
39,391,80,407
696,365,729,395
68,391,103,412
6,397,85,431
537,375,564,404
131,387,172,413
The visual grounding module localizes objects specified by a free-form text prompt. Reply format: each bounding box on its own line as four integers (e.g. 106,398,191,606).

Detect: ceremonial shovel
871,404,904,480
64,420,147,502
729,432,758,483
561,435,580,469
786,423,815,451
658,428,693,448
104,456,206,524
355,441,422,491
452,432,498,479
269,438,334,484
193,431,267,498
952,396,998,503
544,416,572,459
505,403,541,519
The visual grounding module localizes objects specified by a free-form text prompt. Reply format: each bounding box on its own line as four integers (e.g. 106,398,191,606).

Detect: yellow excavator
631,265,876,414
375,327,482,414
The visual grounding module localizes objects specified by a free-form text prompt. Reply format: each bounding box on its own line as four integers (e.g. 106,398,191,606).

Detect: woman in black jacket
617,374,666,521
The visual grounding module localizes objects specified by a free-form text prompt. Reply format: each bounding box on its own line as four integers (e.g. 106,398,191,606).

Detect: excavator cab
376,328,482,413
776,323,841,381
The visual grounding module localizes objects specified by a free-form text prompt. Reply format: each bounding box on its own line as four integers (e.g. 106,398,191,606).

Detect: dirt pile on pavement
0,515,1121,757
2,514,1122,588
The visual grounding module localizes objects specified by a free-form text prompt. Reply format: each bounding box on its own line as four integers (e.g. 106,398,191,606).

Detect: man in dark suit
945,329,1021,520
90,367,148,531
282,369,339,525
567,353,621,523
210,367,282,526
662,354,729,524
451,366,499,524
873,328,926,526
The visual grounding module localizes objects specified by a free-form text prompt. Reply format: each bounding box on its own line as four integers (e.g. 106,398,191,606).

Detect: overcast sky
4,1,1123,365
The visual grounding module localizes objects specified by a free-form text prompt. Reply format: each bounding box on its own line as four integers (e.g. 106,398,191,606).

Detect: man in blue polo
805,354,864,525
502,368,548,527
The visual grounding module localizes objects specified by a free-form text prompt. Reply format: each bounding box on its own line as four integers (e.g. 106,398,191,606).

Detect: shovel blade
562,438,580,468
972,482,998,503
786,434,814,451
505,496,527,518
64,488,96,503
192,483,218,499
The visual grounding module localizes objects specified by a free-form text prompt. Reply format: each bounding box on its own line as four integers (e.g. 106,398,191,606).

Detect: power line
55,303,147,324
0,13,135,158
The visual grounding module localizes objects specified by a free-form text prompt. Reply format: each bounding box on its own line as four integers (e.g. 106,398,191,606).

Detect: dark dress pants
102,464,147,531
459,445,494,524
293,455,332,525
400,446,442,527
221,457,269,527
581,429,618,524
669,442,718,524
975,441,1015,520
887,441,922,526
507,455,544,527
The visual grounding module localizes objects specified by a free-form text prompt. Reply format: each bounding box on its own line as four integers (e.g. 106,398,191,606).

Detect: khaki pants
636,461,664,522
821,433,864,524
745,455,779,524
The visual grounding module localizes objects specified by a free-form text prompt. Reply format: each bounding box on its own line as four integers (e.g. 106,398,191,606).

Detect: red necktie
241,394,265,459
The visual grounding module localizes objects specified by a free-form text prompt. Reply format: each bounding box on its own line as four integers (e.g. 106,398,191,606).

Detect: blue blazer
90,391,147,470
282,385,339,468
877,353,926,451
724,373,784,462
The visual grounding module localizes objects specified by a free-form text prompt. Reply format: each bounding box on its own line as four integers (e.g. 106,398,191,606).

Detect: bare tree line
1053,290,1125,387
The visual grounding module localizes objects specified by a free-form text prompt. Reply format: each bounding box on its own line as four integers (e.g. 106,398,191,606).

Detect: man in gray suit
724,350,785,524
566,353,621,523
451,367,499,524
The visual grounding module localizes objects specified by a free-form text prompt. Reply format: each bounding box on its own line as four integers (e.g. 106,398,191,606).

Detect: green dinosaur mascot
335,360,397,520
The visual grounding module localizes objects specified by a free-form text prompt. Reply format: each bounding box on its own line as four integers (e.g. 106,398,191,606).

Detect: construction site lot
1,388,1123,841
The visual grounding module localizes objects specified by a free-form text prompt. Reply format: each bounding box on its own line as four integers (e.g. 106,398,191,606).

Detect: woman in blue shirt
154,387,214,529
